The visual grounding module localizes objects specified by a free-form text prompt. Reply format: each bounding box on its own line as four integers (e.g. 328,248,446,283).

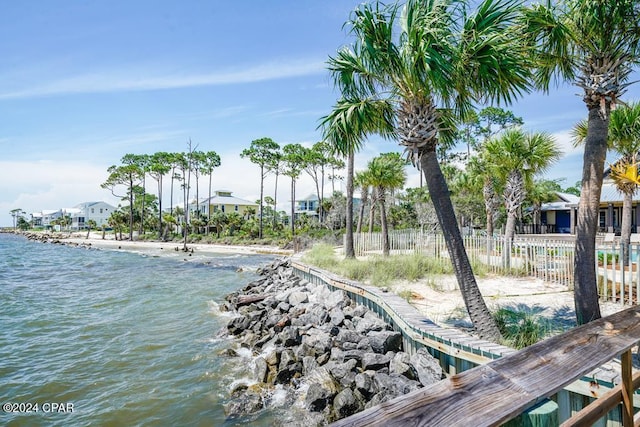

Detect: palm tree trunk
290,177,295,236
574,106,606,325
421,150,501,340
356,189,367,234
368,189,376,235
621,191,633,267
378,187,389,257
345,152,356,259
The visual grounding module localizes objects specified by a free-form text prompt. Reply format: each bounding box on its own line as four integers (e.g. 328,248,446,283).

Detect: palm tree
524,0,640,325
321,99,395,259
483,129,561,267
201,151,221,235
323,0,530,340
574,103,640,266
354,170,371,233
86,219,97,239
366,153,407,256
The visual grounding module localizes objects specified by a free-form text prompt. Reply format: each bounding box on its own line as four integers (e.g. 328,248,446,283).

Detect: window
235,205,239,211
91,208,95,213
221,205,225,213
100,208,103,214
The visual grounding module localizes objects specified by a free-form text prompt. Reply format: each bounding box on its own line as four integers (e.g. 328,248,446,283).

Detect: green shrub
493,308,553,349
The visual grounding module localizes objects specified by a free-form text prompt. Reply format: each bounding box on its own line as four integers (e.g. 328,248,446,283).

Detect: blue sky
1,1,639,227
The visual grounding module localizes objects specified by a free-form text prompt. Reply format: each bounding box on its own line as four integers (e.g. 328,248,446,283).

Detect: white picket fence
350,230,639,306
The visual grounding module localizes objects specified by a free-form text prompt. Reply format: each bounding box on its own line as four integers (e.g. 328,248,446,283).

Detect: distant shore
14,230,293,257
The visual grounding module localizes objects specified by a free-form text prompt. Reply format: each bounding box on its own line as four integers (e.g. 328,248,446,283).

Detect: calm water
0,233,280,426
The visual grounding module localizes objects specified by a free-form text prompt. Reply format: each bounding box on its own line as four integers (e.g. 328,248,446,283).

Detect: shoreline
14,230,294,257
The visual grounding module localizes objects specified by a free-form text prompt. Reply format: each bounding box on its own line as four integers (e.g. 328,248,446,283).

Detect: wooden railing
290,261,640,426
332,307,640,426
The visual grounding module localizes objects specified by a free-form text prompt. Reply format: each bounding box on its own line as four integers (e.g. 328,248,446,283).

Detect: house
71,201,116,229
539,192,580,234
294,193,320,220
32,201,115,230
194,190,258,218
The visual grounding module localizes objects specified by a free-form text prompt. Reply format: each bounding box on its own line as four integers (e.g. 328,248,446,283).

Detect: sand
59,231,293,257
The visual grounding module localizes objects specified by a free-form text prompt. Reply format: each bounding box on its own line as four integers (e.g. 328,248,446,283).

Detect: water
0,234,280,426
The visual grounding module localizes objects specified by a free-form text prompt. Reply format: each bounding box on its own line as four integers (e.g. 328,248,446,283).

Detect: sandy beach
55,232,294,257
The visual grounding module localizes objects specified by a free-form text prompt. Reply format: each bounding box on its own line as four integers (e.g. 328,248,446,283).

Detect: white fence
351,230,638,306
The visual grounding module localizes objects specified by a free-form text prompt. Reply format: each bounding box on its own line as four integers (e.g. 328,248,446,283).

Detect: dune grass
301,243,486,287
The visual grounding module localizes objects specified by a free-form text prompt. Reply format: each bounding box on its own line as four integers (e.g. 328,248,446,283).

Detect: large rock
288,291,309,306
410,347,443,386
354,313,387,334
254,357,268,383
224,389,263,418
367,330,402,354
226,315,250,335
333,388,364,419
361,352,391,371
304,367,340,411
389,351,415,379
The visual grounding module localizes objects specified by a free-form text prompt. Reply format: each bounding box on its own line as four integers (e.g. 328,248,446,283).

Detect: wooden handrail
332,306,640,427
560,359,640,426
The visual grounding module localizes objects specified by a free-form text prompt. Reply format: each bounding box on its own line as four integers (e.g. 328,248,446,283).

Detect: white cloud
0,160,120,226
0,59,326,100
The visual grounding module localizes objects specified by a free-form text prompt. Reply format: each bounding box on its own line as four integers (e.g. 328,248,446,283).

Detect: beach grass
302,243,473,287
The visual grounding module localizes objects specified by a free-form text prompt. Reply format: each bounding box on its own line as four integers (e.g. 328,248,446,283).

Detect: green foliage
302,244,453,287
598,251,619,265
493,308,551,349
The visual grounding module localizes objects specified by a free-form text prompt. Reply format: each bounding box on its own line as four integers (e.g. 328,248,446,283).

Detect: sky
1,1,639,227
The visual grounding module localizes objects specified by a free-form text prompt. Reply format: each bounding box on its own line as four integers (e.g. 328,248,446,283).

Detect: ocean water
0,233,281,426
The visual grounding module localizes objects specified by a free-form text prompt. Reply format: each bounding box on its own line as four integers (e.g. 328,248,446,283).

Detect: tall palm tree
322,0,531,340
366,153,407,256
574,103,640,266
483,129,561,265
321,99,395,259
524,0,640,325
354,170,371,233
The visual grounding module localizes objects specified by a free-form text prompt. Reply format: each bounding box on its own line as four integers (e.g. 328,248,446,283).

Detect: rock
333,388,363,419
289,291,309,306
303,355,319,375
254,357,268,383
226,315,250,335
367,330,402,354
304,367,340,411
329,359,357,380
324,290,347,310
302,329,332,355
389,352,415,379
410,348,443,386
355,312,388,334
276,301,291,313
336,329,363,346
218,348,239,357
279,326,301,347
223,389,263,418
361,353,391,371
355,372,374,398
329,307,345,326
343,349,365,366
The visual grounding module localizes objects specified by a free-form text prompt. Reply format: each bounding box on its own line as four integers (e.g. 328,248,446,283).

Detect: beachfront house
31,201,115,230
192,190,258,218
71,201,116,229
537,192,580,234
294,193,320,221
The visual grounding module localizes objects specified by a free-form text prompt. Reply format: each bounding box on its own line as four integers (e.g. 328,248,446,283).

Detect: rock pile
220,258,442,425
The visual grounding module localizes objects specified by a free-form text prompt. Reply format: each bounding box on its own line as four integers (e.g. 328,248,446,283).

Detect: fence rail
351,230,640,306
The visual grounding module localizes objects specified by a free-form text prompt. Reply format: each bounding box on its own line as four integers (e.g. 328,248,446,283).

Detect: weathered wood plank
332,306,640,427
560,370,640,427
